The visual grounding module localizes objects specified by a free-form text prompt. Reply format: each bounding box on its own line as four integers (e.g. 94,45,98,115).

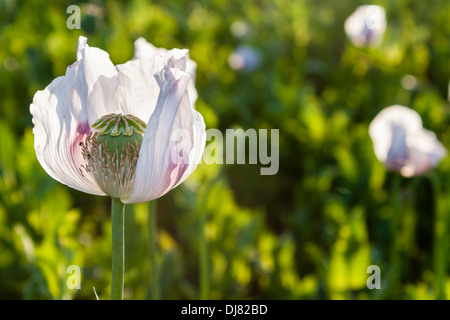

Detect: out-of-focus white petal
369,105,422,164
133,37,198,107
133,37,167,60
369,105,447,177
406,130,447,176
30,36,120,195
344,5,386,47
125,53,206,203
384,124,409,171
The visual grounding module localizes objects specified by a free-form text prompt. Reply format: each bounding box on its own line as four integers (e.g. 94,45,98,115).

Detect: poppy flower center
81,113,146,199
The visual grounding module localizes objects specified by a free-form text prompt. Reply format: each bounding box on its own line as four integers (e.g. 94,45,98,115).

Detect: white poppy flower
369,105,446,177
30,36,206,203
344,5,387,47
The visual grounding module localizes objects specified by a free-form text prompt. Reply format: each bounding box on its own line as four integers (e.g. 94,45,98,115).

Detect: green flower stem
198,177,220,300
199,203,209,300
389,174,402,298
148,201,160,300
431,171,447,300
111,198,125,300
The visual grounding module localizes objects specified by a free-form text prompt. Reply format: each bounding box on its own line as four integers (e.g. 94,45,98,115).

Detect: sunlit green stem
148,201,160,300
431,172,447,299
199,204,209,300
197,177,220,300
111,198,125,300
389,174,402,297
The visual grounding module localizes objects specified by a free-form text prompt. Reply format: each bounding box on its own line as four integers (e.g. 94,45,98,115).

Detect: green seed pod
92,113,146,156
81,113,147,199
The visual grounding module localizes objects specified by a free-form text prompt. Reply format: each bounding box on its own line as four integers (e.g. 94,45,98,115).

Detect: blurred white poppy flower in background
344,5,387,47
369,105,446,177
230,20,251,39
30,36,206,203
228,44,261,72
401,74,418,91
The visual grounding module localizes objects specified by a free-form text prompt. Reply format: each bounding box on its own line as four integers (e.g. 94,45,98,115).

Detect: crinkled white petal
133,37,198,106
125,55,206,203
369,105,446,177
173,111,206,189
30,36,121,195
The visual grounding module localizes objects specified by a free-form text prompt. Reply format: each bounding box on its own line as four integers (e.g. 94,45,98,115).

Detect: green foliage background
0,0,449,299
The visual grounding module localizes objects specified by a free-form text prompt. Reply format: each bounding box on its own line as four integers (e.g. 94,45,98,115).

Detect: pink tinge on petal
77,121,91,135
155,147,189,196
412,159,432,176
70,121,90,167
403,148,435,177
160,150,189,195
169,162,189,190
